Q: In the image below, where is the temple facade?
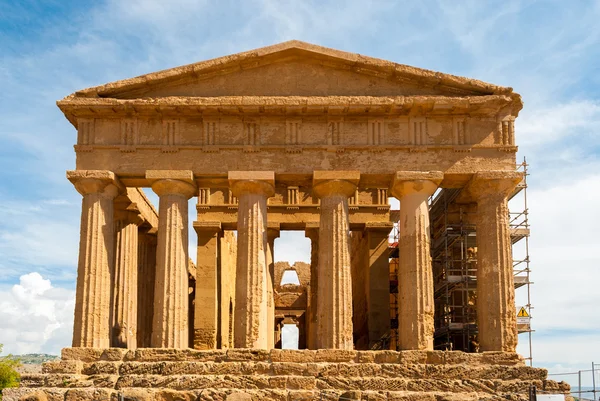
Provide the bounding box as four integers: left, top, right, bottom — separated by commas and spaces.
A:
59, 41, 523, 353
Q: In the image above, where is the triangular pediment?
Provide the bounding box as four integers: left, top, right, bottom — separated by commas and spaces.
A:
69, 41, 514, 100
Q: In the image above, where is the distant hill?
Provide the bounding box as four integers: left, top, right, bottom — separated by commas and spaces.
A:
14, 354, 59, 364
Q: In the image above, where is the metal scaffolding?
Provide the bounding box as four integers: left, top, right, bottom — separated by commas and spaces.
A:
387, 158, 533, 359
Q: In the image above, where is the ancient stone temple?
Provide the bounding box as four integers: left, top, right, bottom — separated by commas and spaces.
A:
6, 41, 569, 401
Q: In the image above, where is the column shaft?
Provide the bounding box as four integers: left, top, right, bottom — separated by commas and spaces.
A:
313, 171, 359, 350
391, 172, 442, 351
366, 225, 393, 348
305, 227, 319, 350
317, 194, 353, 349
148, 171, 197, 349
137, 231, 156, 348
266, 228, 280, 350
194, 224, 221, 349
112, 214, 140, 349
475, 194, 519, 350
68, 170, 120, 348
152, 192, 191, 348
468, 171, 521, 352
235, 192, 269, 348
229, 172, 275, 349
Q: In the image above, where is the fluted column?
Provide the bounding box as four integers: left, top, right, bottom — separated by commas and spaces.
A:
266, 226, 280, 350
468, 171, 522, 352
147, 170, 197, 349
112, 204, 143, 349
304, 224, 319, 350
390, 171, 443, 350
313, 171, 360, 350
137, 229, 157, 348
229, 171, 275, 349
67, 170, 121, 348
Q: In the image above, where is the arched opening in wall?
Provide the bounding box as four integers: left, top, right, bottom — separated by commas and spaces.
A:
281, 324, 299, 349
280, 269, 300, 286
274, 231, 311, 264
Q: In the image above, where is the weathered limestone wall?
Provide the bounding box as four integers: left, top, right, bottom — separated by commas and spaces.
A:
350, 231, 369, 350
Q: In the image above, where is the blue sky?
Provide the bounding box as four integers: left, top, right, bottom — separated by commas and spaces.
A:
1, 0, 599, 388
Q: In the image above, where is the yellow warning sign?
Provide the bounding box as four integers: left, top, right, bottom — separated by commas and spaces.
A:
517, 307, 530, 317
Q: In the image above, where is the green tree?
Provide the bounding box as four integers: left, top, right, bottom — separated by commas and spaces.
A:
0, 344, 21, 400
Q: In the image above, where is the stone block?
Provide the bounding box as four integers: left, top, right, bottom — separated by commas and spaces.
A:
387, 392, 436, 401
61, 348, 103, 362
19, 374, 46, 388
117, 388, 155, 401
480, 352, 524, 366
240, 362, 271, 375
397, 351, 427, 365
361, 391, 387, 401
124, 349, 226, 362
226, 349, 270, 362
336, 363, 382, 377
442, 351, 471, 365
203, 362, 244, 375
271, 362, 307, 376
425, 351, 445, 365
270, 349, 315, 363
101, 348, 128, 361
380, 363, 425, 379
155, 389, 198, 401
64, 388, 116, 401
82, 361, 120, 375
42, 360, 82, 374
285, 376, 316, 390
287, 390, 316, 401
16, 390, 47, 401
314, 349, 356, 363
339, 390, 361, 400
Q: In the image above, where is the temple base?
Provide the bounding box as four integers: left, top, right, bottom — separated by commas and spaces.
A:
4, 349, 569, 401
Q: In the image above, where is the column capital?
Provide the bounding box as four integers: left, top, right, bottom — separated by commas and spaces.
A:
312, 170, 360, 198
193, 221, 222, 235
465, 171, 523, 201
67, 170, 123, 197
228, 171, 275, 197
114, 201, 144, 225
146, 170, 197, 198
390, 171, 443, 199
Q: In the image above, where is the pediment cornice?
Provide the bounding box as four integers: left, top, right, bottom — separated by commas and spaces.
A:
58, 95, 518, 125
63, 41, 519, 101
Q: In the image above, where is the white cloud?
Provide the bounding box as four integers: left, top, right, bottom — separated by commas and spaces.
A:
0, 273, 75, 355
517, 101, 600, 148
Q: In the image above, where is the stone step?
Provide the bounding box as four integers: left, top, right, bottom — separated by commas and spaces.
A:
18, 373, 567, 395
58, 348, 525, 366
1, 387, 540, 401
42, 360, 548, 381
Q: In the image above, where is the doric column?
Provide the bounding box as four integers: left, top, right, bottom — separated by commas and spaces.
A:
137, 228, 157, 348
193, 221, 222, 349
312, 171, 360, 350
147, 170, 197, 349
365, 222, 394, 348
266, 226, 280, 350
304, 224, 319, 350
229, 171, 275, 349
390, 171, 443, 351
112, 203, 143, 349
468, 171, 522, 352
67, 170, 122, 348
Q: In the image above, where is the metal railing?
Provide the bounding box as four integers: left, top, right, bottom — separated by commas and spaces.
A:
548, 363, 599, 400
